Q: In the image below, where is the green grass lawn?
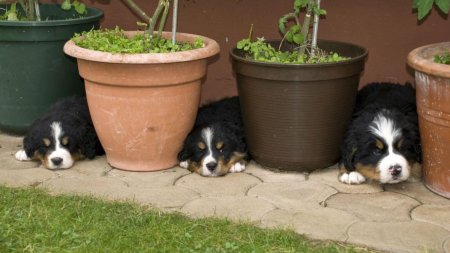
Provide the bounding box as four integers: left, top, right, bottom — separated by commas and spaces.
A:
0, 185, 377, 253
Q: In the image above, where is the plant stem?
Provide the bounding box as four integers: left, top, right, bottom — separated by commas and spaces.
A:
298, 0, 313, 60
121, 0, 151, 22
27, 0, 35, 20
248, 23, 254, 40
311, 0, 321, 56
34, 0, 40, 21
158, 0, 170, 39
149, 0, 165, 41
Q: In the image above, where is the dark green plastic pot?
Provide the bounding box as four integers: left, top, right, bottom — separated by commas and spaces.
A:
230, 40, 368, 172
0, 4, 103, 134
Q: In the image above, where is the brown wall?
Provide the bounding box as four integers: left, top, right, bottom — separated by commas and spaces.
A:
54, 0, 450, 103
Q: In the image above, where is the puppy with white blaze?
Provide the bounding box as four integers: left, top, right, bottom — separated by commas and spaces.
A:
339, 82, 422, 184
15, 97, 104, 170
178, 96, 249, 177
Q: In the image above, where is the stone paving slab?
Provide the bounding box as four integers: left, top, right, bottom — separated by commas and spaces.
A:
347, 221, 450, 253
411, 204, 450, 231
244, 161, 307, 183
108, 167, 190, 188
261, 207, 360, 241
247, 181, 338, 211
130, 186, 200, 209
1, 132, 450, 253
175, 172, 261, 197
39, 174, 132, 201
385, 181, 450, 205
0, 167, 57, 187
326, 192, 420, 222
445, 238, 450, 253
181, 196, 275, 223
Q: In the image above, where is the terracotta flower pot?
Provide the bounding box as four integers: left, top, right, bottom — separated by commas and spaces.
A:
230, 40, 368, 172
407, 42, 450, 199
64, 31, 219, 171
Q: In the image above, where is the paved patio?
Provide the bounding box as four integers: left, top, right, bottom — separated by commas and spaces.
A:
1, 132, 449, 253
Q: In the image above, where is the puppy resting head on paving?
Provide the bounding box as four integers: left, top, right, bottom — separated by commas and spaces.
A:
339, 83, 422, 184
178, 97, 249, 177
15, 97, 104, 170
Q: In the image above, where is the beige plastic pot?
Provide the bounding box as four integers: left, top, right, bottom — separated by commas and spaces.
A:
64, 31, 219, 171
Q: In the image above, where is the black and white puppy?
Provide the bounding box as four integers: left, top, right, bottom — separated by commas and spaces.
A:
15, 97, 104, 169
339, 82, 421, 184
177, 96, 249, 177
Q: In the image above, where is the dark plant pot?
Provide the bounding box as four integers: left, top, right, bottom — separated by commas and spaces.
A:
407, 41, 450, 199
0, 4, 103, 135
230, 40, 368, 172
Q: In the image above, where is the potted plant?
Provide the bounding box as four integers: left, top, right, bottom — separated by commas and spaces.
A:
230, 0, 368, 171
407, 0, 450, 198
63, 0, 220, 171
0, 0, 103, 134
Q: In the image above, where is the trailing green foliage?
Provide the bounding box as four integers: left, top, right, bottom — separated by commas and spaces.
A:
278, 0, 326, 49
237, 0, 348, 64
61, 0, 86, 15
0, 186, 378, 253
433, 51, 450, 64
72, 27, 204, 53
0, 0, 86, 21
413, 1, 449, 64
0, 3, 19, 21
413, 0, 450, 20
237, 37, 348, 64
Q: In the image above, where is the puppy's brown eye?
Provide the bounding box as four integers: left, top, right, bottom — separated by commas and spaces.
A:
215, 141, 224, 150
61, 137, 69, 146
197, 142, 206, 150
395, 139, 404, 149
375, 139, 384, 150
43, 138, 51, 147
373, 139, 385, 155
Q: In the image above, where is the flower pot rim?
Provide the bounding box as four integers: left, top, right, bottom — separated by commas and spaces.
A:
63, 31, 220, 64
0, 3, 103, 27
229, 39, 368, 68
407, 41, 450, 78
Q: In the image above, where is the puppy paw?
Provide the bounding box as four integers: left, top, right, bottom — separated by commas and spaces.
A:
339, 171, 366, 184
229, 161, 246, 173
179, 160, 189, 169
15, 150, 31, 161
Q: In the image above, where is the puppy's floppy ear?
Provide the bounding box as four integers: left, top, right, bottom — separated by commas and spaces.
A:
340, 134, 357, 171
23, 121, 45, 158
23, 134, 39, 158
226, 122, 247, 153
177, 134, 193, 162
177, 148, 189, 162
80, 125, 100, 159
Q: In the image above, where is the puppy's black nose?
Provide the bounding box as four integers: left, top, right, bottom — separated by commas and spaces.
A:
206, 162, 217, 172
51, 157, 63, 166
390, 164, 402, 177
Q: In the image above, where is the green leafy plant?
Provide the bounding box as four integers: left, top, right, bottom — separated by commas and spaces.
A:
72, 0, 203, 53
237, 0, 348, 64
433, 51, 450, 64
0, 0, 86, 21
72, 26, 204, 53
413, 0, 450, 20
413, 0, 450, 64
